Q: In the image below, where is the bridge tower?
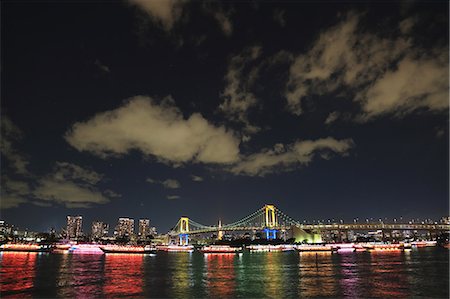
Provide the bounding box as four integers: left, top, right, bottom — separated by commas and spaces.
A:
264, 205, 277, 227
178, 217, 189, 245
218, 219, 223, 240
264, 204, 278, 240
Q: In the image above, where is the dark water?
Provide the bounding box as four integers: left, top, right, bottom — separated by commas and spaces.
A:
1, 248, 448, 298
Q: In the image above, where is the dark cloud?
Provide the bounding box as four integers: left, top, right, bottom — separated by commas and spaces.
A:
284, 12, 448, 121
0, 116, 30, 176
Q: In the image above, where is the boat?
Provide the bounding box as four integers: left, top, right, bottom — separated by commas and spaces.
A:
280, 244, 296, 252
156, 245, 194, 252
331, 243, 356, 253
409, 241, 437, 248
363, 243, 404, 252
0, 243, 52, 252
400, 242, 412, 249
353, 244, 367, 252
68, 244, 103, 254
200, 245, 242, 253
100, 245, 156, 254
247, 245, 284, 252
424, 241, 437, 247
296, 244, 333, 252
55, 244, 71, 250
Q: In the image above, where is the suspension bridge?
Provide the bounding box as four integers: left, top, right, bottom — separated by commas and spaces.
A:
170, 204, 450, 245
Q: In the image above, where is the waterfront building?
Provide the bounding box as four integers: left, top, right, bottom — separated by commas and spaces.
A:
150, 226, 157, 235
0, 220, 10, 236
138, 219, 150, 238
115, 217, 134, 237
91, 221, 109, 239
67, 216, 83, 240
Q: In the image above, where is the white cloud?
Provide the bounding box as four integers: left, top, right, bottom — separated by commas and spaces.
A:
273, 9, 286, 27
0, 116, 30, 175
30, 162, 118, 209
1, 194, 27, 209
53, 162, 103, 184
95, 59, 110, 73
128, 0, 185, 30
357, 54, 448, 120
399, 16, 416, 35
147, 178, 181, 189
219, 46, 262, 133
325, 111, 340, 125
104, 189, 122, 198
201, 2, 234, 36
0, 176, 30, 209
212, 10, 233, 36
65, 96, 240, 165
230, 137, 353, 176
33, 178, 109, 208
284, 12, 448, 120
191, 175, 203, 182
163, 179, 180, 189
2, 177, 29, 195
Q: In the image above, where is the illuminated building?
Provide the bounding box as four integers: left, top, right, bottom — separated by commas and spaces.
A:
67, 215, 83, 240
150, 226, 157, 235
115, 217, 134, 237
138, 219, 150, 238
91, 221, 109, 239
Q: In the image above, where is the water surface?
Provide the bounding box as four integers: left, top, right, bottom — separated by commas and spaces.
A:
1, 248, 448, 298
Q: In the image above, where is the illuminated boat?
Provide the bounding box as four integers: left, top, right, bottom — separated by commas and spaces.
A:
363, 243, 404, 252
424, 241, 437, 247
100, 245, 156, 254
0, 243, 52, 252
410, 241, 437, 248
411, 241, 427, 248
335, 243, 355, 253
353, 244, 367, 252
200, 245, 242, 253
296, 244, 333, 252
55, 244, 71, 250
52, 243, 72, 253
247, 245, 288, 252
156, 245, 194, 252
68, 244, 103, 254
280, 244, 296, 251
400, 242, 412, 249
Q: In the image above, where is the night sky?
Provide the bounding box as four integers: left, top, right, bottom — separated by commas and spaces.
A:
1, 1, 448, 233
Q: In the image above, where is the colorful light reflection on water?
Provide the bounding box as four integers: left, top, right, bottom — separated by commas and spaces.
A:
0, 252, 37, 298
0, 248, 448, 298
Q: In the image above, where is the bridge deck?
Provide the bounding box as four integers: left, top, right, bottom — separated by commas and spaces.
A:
173, 223, 450, 235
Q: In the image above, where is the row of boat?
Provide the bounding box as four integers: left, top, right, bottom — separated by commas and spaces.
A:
0, 241, 439, 254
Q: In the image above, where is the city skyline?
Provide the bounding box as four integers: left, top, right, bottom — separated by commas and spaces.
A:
1, 1, 448, 233
2, 207, 448, 237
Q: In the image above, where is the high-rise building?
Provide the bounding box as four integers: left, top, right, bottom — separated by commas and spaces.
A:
115, 217, 134, 237
138, 219, 150, 238
67, 216, 83, 239
91, 221, 109, 239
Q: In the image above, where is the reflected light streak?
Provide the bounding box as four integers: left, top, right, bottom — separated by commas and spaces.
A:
0, 252, 37, 296
339, 253, 360, 298
206, 253, 236, 298
298, 251, 337, 297
170, 253, 193, 298
56, 254, 104, 297
366, 251, 410, 297
103, 254, 144, 298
